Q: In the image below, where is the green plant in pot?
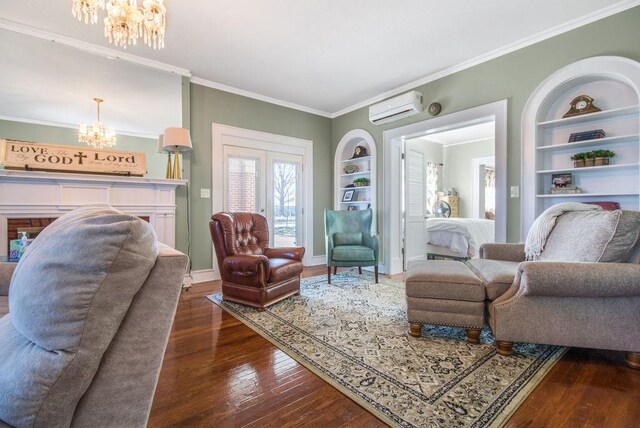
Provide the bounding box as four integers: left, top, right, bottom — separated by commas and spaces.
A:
571, 152, 586, 168
592, 149, 615, 166
353, 177, 370, 187
584, 151, 596, 167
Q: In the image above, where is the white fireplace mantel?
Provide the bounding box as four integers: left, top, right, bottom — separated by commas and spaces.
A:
0, 169, 187, 255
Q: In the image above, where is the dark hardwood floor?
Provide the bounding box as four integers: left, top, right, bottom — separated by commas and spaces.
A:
148, 266, 640, 427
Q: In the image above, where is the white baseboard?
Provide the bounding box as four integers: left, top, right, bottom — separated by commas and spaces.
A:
306, 255, 326, 266
187, 269, 219, 285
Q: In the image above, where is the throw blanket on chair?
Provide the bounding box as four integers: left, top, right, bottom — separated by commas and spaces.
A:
525, 202, 601, 260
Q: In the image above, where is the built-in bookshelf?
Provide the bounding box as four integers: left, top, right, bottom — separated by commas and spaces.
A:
334, 129, 377, 230
521, 57, 640, 239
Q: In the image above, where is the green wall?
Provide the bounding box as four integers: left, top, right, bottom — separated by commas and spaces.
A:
331, 6, 640, 243
188, 84, 332, 271
443, 139, 494, 218
0, 119, 164, 176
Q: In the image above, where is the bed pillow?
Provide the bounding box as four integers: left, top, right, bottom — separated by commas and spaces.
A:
538, 210, 640, 262
0, 205, 158, 427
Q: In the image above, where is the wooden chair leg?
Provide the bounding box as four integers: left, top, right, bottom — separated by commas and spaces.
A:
496, 341, 514, 356
374, 265, 378, 283
358, 266, 362, 274
408, 322, 422, 337
333, 266, 337, 274
466, 328, 481, 344
327, 266, 331, 284
625, 352, 640, 370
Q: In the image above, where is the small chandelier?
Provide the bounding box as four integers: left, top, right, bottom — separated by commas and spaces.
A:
79, 98, 117, 149
71, 0, 167, 50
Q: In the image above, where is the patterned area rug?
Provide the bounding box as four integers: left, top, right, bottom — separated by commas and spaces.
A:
207, 271, 565, 427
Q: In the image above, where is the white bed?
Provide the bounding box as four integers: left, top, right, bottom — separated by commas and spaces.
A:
426, 218, 495, 259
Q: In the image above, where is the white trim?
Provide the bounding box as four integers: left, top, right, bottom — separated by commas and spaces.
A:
471, 156, 496, 220
189, 269, 217, 284
308, 255, 326, 266
0, 115, 160, 140
190, 77, 332, 118
212, 124, 315, 272
382, 100, 508, 275
0, 18, 191, 77
332, 1, 640, 118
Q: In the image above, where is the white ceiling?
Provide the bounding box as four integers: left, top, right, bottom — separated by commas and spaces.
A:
412, 121, 495, 146
0, 0, 636, 117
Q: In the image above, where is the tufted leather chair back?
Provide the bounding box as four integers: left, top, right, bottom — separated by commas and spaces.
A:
210, 211, 269, 262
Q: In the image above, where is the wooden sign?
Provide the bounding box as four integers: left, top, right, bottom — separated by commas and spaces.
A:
0, 139, 147, 176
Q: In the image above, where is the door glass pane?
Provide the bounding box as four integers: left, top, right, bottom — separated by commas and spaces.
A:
227, 156, 258, 212
272, 160, 298, 247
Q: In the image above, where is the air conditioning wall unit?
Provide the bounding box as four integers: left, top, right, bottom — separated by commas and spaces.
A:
369, 91, 424, 125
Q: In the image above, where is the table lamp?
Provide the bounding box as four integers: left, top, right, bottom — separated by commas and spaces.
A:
157, 134, 173, 179
162, 128, 192, 179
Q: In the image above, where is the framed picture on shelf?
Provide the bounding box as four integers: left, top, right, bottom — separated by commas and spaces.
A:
342, 189, 355, 202
551, 173, 572, 188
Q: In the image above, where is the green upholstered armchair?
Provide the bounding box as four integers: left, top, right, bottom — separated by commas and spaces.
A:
325, 209, 379, 284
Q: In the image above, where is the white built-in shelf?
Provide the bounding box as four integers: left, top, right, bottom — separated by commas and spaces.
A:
537, 133, 639, 151
537, 105, 639, 128
341, 155, 371, 163
537, 192, 639, 198
340, 171, 371, 177
536, 163, 640, 174
340, 186, 371, 190
340, 200, 371, 204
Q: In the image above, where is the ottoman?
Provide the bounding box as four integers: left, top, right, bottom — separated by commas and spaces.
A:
406, 260, 485, 343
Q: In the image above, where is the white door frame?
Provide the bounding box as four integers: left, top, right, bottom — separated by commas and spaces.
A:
382, 100, 508, 275
472, 155, 495, 219
212, 124, 314, 273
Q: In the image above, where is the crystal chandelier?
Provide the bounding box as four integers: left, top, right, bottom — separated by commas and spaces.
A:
79, 98, 117, 149
71, 0, 167, 50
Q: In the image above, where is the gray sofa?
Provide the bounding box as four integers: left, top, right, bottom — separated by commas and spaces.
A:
469, 209, 640, 369
0, 206, 189, 427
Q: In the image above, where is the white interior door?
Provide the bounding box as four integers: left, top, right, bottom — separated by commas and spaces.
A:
223, 146, 303, 248
404, 146, 428, 268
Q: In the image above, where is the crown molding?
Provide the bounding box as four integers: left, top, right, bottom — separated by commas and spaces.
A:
0, 18, 191, 77
0, 115, 159, 140
190, 77, 333, 118
331, 0, 640, 118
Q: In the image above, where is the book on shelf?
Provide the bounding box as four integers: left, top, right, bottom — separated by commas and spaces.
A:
568, 129, 605, 142
550, 186, 582, 194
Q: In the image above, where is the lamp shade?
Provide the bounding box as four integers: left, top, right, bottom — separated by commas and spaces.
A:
162, 128, 192, 152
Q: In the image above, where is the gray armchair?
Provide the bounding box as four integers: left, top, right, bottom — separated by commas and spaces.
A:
325, 209, 379, 284
480, 209, 640, 370
0, 205, 189, 427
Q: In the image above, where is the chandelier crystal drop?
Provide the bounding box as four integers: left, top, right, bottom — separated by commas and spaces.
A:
78, 98, 117, 149
72, 0, 105, 24
71, 0, 166, 49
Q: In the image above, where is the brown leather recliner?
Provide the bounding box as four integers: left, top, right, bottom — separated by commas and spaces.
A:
209, 212, 305, 309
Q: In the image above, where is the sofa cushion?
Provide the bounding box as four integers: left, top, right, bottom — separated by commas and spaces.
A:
334, 232, 363, 246
539, 210, 640, 263
268, 258, 303, 283
0, 205, 158, 427
466, 259, 518, 301
405, 260, 485, 302
332, 245, 375, 262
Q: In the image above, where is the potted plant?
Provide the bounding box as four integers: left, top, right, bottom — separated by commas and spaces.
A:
353, 177, 370, 187
592, 149, 615, 166
571, 152, 586, 168
584, 151, 596, 167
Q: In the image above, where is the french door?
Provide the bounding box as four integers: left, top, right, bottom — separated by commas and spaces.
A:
223, 146, 303, 247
